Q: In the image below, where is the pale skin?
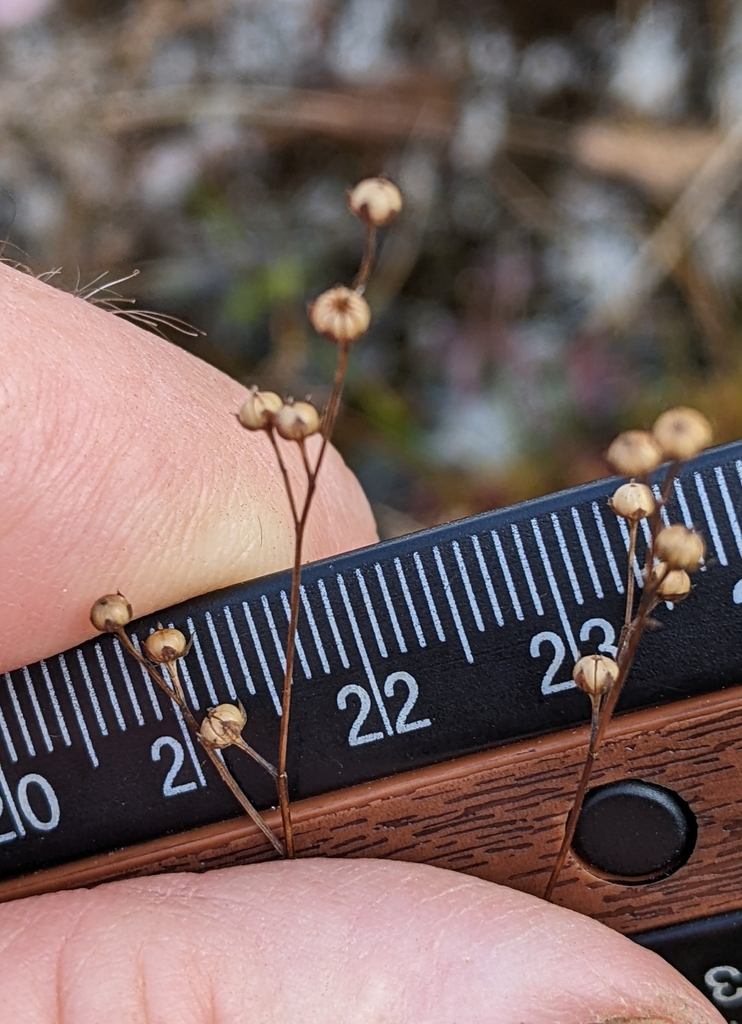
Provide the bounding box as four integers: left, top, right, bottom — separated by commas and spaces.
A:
0, 264, 723, 1023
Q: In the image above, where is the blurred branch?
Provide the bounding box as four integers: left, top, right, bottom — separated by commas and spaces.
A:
490, 157, 560, 238
97, 85, 456, 142
583, 115, 742, 334
115, 0, 235, 81
506, 114, 572, 160
572, 120, 720, 200
670, 254, 735, 368
369, 101, 442, 309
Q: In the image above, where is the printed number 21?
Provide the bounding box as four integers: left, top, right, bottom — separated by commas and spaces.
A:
151, 737, 198, 797
337, 671, 431, 747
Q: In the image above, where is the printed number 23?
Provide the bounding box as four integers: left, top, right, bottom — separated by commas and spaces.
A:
531, 618, 618, 695
337, 671, 431, 747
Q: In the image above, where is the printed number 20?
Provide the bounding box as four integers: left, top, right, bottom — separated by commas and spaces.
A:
531, 618, 617, 695
337, 671, 431, 747
0, 772, 60, 843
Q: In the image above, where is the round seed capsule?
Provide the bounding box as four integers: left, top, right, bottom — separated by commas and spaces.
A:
605, 431, 663, 477
609, 481, 656, 521
144, 628, 188, 663
652, 407, 712, 461
347, 177, 403, 227
655, 565, 692, 602
274, 400, 321, 441
238, 390, 283, 430
309, 286, 371, 345
654, 525, 705, 572
200, 702, 247, 749
90, 593, 132, 632
572, 654, 620, 697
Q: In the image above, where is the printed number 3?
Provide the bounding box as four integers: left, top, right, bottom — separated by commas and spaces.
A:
337, 671, 431, 747
705, 965, 742, 1009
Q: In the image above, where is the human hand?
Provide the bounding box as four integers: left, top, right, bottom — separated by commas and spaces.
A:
0, 265, 722, 1023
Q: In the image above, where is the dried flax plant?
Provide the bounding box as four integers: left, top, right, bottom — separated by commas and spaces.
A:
544, 406, 713, 900
89, 177, 403, 859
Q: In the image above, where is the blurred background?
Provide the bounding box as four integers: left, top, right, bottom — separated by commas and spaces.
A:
2, 0, 742, 535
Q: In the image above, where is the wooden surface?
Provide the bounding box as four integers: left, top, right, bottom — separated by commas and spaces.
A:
2, 685, 741, 935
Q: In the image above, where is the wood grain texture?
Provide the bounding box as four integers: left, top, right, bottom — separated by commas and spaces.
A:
2, 685, 741, 935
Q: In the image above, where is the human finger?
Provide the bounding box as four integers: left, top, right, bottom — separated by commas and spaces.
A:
0, 859, 722, 1024
0, 263, 376, 672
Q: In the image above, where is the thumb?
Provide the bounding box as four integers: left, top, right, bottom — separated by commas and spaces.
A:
0, 859, 723, 1024
0, 263, 376, 673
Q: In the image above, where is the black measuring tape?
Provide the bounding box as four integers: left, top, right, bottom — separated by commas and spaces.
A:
4, 440, 742, 1015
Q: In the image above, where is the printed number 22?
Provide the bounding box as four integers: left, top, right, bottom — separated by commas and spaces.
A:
337, 671, 431, 747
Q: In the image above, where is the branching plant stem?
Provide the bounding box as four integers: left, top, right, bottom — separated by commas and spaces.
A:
542, 603, 650, 900
114, 626, 285, 856
543, 467, 676, 901
275, 224, 376, 857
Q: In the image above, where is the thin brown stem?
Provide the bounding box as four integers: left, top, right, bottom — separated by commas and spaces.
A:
233, 737, 278, 778
624, 520, 638, 629
276, 511, 305, 858
352, 225, 377, 293
299, 437, 313, 480
200, 744, 285, 856
274, 218, 377, 856
588, 693, 602, 749
319, 341, 350, 441
657, 461, 680, 533
543, 564, 666, 899
275, 342, 353, 857
267, 426, 299, 526
165, 660, 187, 709
544, 695, 601, 902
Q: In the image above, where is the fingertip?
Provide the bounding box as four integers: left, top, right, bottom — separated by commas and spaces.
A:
0, 861, 721, 1024
0, 264, 376, 671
